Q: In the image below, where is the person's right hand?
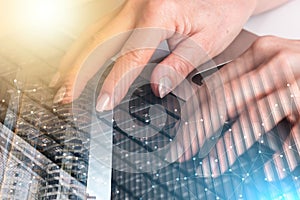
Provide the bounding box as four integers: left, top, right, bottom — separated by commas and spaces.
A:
177, 36, 300, 180
50, 0, 260, 111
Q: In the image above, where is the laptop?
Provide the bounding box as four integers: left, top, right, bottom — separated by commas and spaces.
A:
0, 26, 299, 200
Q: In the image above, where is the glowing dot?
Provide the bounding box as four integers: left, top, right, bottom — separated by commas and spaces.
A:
246, 173, 249, 176
174, 109, 178, 112
244, 136, 247, 139
185, 122, 188, 125
295, 177, 298, 180
33, 88, 37, 92
30, 111, 34, 114
280, 154, 283, 158
183, 177, 187, 180
229, 129, 232, 132
242, 178, 245, 181
14, 79, 17, 83
287, 83, 290, 87
192, 157, 196, 161
291, 94, 294, 98
17, 90, 21, 94
230, 145, 233, 149
261, 123, 264, 126
260, 140, 264, 144
43, 126, 47, 129
258, 150, 262, 154
215, 159, 218, 163
229, 168, 232, 172
283, 168, 286, 172
53, 108, 56, 112
289, 146, 292, 149
204, 188, 208, 192
199, 162, 202, 165
60, 126, 64, 129
275, 104, 278, 107
176, 178, 180, 181
200, 118, 204, 122
1, 99, 5, 103
156, 173, 159, 177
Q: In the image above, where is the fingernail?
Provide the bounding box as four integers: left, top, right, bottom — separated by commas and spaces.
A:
53, 86, 66, 104
96, 93, 110, 112
49, 72, 60, 87
158, 76, 172, 98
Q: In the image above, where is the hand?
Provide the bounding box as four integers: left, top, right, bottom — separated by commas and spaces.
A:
50, 0, 259, 110
178, 36, 300, 179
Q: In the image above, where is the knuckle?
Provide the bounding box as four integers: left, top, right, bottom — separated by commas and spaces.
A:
251, 35, 278, 52
140, 0, 177, 25
275, 49, 293, 68
200, 38, 213, 55
120, 49, 148, 67
171, 56, 194, 76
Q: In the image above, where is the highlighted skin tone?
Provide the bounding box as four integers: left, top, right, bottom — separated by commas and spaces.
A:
51, 0, 296, 176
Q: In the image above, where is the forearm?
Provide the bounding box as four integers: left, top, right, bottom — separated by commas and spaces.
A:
253, 0, 290, 15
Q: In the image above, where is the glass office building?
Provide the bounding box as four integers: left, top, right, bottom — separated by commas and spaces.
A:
1, 1, 300, 200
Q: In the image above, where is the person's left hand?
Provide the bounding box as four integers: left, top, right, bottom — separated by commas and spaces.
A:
177, 36, 300, 177
50, 0, 258, 110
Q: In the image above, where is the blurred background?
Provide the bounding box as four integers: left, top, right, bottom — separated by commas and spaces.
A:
0, 0, 123, 43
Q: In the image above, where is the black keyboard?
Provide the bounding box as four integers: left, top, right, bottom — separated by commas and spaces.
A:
0, 28, 300, 200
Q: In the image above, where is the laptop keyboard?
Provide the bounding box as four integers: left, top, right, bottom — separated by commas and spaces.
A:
0, 30, 300, 200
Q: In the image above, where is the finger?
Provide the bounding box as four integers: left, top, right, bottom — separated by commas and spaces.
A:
221, 49, 300, 119
176, 79, 227, 162
177, 72, 300, 164
264, 122, 300, 181
211, 81, 300, 176
219, 36, 300, 85
199, 134, 233, 178
53, 8, 136, 104
49, 5, 124, 87
151, 34, 213, 98
96, 28, 174, 111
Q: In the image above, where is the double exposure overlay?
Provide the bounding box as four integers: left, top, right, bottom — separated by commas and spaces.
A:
1, 1, 300, 200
